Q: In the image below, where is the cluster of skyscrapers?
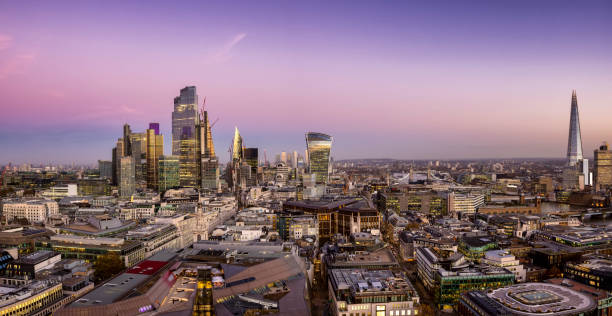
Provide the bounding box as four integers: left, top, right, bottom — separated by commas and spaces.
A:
102, 86, 335, 197
103, 87, 220, 197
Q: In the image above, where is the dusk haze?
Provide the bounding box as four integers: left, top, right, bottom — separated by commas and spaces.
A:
1, 2, 612, 316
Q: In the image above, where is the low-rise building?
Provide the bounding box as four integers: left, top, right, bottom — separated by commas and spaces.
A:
35, 235, 144, 267
436, 265, 514, 309
153, 214, 196, 249
328, 269, 420, 316
4, 250, 61, 280
2, 199, 59, 224
481, 250, 525, 282
458, 282, 598, 316
119, 204, 155, 221
564, 256, 612, 291
125, 224, 180, 258
0, 280, 68, 316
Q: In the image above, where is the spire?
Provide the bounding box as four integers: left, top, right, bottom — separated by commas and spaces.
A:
567, 90, 583, 166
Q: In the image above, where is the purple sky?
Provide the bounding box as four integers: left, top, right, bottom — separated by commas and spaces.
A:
0, 0, 611, 164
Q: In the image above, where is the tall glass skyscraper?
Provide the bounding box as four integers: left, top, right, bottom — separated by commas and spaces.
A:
567, 90, 583, 167
244, 148, 259, 186
146, 125, 163, 189
231, 127, 244, 161
305, 132, 333, 185
119, 156, 135, 197
179, 126, 198, 187
172, 86, 198, 155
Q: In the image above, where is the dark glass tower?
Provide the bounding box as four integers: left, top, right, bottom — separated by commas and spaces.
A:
172, 86, 198, 155
567, 90, 583, 166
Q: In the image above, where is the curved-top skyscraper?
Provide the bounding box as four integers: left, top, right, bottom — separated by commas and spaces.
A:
567, 90, 583, 166
305, 132, 333, 185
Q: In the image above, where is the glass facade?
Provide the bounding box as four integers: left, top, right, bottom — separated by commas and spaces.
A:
179, 126, 198, 187
158, 155, 180, 192
437, 273, 514, 307
567, 90, 583, 166
146, 128, 163, 189
172, 86, 198, 155
305, 132, 333, 185
119, 156, 135, 197
231, 127, 243, 161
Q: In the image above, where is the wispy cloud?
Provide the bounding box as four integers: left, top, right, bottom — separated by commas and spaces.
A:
206, 33, 247, 64
0, 53, 36, 79
0, 34, 12, 50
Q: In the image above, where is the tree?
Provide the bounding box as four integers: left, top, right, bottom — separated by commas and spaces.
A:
93, 252, 125, 283
421, 304, 436, 316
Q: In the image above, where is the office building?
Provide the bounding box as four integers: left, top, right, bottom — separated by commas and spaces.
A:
482, 250, 525, 282
179, 126, 199, 187
42, 184, 78, 199
0, 280, 65, 316
564, 257, 612, 291
437, 265, 514, 308
231, 127, 243, 161
2, 199, 59, 224
172, 86, 198, 155
305, 132, 333, 185
128, 131, 147, 182
125, 224, 180, 258
457, 282, 597, 316
244, 148, 258, 186
4, 250, 61, 279
158, 155, 179, 192
119, 156, 135, 197
112, 138, 125, 185
447, 192, 485, 216
98, 160, 112, 179
329, 269, 420, 316
145, 124, 163, 189
594, 142, 612, 191
567, 90, 583, 166
35, 234, 145, 267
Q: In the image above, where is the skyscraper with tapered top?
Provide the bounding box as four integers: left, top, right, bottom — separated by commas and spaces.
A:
567, 90, 583, 167
563, 90, 590, 189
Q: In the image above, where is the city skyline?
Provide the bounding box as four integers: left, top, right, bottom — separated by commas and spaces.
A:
1, 1, 611, 164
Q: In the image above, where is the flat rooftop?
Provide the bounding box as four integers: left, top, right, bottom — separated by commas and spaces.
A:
487, 282, 597, 315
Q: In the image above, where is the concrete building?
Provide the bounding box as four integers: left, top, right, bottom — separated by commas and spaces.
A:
458, 282, 597, 316
154, 214, 196, 249
0, 280, 67, 316
42, 184, 78, 199
2, 199, 59, 224
4, 250, 61, 279
482, 250, 525, 282
119, 204, 155, 221
329, 269, 420, 316
126, 224, 180, 258
448, 192, 485, 216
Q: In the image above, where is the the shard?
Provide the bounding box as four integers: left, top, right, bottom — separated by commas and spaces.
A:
567, 90, 583, 166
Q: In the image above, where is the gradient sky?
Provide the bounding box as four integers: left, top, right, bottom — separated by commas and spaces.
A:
0, 0, 611, 164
